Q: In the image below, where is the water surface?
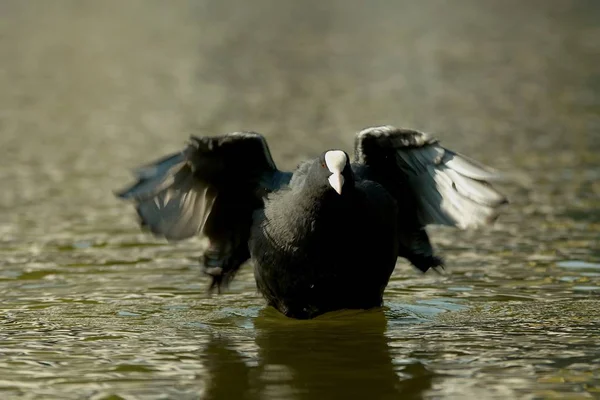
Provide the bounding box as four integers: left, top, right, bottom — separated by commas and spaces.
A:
0, 1, 598, 399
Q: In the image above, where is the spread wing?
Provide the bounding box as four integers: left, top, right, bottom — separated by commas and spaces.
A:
354, 125, 508, 230
116, 132, 291, 289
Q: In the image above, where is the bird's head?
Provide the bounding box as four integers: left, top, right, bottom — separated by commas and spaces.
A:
313, 150, 353, 195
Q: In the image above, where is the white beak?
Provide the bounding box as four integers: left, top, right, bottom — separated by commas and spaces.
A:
328, 172, 344, 195
325, 150, 347, 195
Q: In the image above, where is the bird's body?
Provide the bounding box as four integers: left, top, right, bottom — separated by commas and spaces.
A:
117, 126, 507, 319
251, 171, 398, 319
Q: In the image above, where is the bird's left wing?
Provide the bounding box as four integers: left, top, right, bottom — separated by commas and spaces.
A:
354, 125, 507, 229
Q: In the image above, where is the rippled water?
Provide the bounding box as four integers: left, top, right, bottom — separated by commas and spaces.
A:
1, 1, 599, 399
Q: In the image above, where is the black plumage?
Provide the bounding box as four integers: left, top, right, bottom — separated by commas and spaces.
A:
116, 126, 507, 319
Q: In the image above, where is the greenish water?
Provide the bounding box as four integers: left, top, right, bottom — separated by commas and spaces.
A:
0, 1, 599, 399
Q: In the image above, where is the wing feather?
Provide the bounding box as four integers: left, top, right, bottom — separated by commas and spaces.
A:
116, 132, 288, 241
354, 125, 507, 229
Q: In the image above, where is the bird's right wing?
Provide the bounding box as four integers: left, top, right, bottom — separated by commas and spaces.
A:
116, 132, 290, 289
116, 132, 286, 240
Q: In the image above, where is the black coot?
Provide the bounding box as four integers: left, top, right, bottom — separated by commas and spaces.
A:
117, 126, 507, 319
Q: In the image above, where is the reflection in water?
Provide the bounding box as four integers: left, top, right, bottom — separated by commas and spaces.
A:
203, 337, 254, 399
203, 310, 434, 400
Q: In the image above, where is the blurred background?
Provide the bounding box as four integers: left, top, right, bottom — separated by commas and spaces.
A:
0, 1, 598, 399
